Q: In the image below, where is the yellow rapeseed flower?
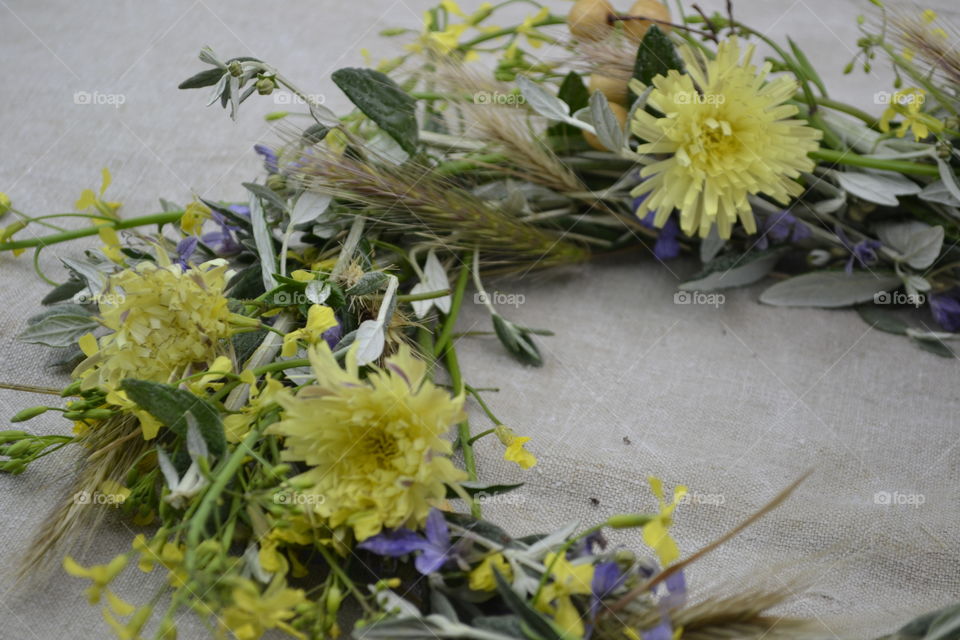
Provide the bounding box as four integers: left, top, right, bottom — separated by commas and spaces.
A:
879, 88, 945, 141
495, 425, 537, 469
469, 552, 512, 591
63, 554, 128, 604
281, 304, 338, 357
267, 343, 467, 541
631, 37, 822, 239
535, 552, 595, 637
73, 257, 235, 395
642, 476, 687, 567
180, 199, 211, 235
220, 578, 306, 640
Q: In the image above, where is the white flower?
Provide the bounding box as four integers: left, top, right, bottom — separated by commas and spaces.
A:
157, 414, 210, 509
409, 250, 452, 320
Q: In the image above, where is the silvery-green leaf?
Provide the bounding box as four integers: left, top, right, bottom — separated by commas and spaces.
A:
811, 197, 846, 215
627, 84, 653, 121
759, 271, 900, 308
354, 320, 385, 365
61, 257, 109, 296
290, 191, 332, 226
589, 90, 625, 152
305, 280, 331, 304
936, 158, 960, 205
367, 130, 410, 165
926, 603, 960, 640
248, 193, 278, 292
821, 111, 884, 154
877, 221, 944, 269
699, 224, 725, 263
681, 250, 783, 292
17, 311, 98, 348
835, 170, 921, 206
283, 365, 315, 386
517, 76, 570, 122
919, 180, 960, 207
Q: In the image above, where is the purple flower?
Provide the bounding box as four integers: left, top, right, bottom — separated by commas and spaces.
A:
201, 210, 242, 256
227, 204, 251, 218
641, 623, 674, 640
175, 236, 198, 269
756, 211, 810, 250
357, 509, 456, 575
661, 570, 687, 610
571, 530, 607, 559
929, 289, 960, 332
836, 227, 881, 274
254, 144, 279, 174
322, 323, 343, 350
584, 561, 626, 639
638, 209, 681, 261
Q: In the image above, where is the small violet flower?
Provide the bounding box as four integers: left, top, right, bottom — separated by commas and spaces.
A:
929, 289, 960, 332
175, 236, 199, 269
201, 210, 242, 256
756, 210, 810, 250
357, 509, 460, 575
836, 227, 881, 274
636, 200, 681, 261
254, 144, 279, 174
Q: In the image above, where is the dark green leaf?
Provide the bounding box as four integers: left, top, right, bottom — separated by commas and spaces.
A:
42, 279, 86, 306
473, 615, 525, 637
242, 182, 288, 214
493, 570, 566, 640
178, 67, 226, 90
233, 329, 268, 364
493, 314, 543, 367
18, 306, 98, 348
119, 380, 226, 456
332, 67, 418, 155
855, 305, 909, 335
557, 71, 590, 112
302, 123, 330, 145
444, 512, 515, 547
633, 25, 684, 85
912, 336, 954, 358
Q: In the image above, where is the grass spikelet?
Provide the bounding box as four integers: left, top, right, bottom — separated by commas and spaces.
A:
888, 6, 960, 90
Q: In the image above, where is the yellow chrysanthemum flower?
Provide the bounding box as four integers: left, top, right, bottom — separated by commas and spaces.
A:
268, 343, 467, 541
73, 257, 235, 395
631, 37, 822, 239
879, 88, 945, 141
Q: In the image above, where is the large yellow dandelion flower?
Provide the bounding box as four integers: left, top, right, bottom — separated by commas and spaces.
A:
74, 256, 235, 393
268, 343, 467, 541
631, 37, 822, 239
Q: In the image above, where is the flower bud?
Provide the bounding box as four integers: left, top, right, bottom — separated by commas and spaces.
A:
11, 406, 48, 423
227, 60, 243, 77
605, 513, 653, 529
256, 76, 276, 95
0, 430, 27, 443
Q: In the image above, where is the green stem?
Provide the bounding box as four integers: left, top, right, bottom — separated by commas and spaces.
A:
0, 210, 183, 251
315, 544, 374, 615
810, 149, 940, 176
464, 384, 502, 426
433, 263, 471, 358
434, 153, 508, 177
814, 96, 879, 128
397, 288, 451, 302
458, 15, 566, 50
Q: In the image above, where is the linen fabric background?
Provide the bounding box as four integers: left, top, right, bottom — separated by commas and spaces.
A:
1, 1, 957, 638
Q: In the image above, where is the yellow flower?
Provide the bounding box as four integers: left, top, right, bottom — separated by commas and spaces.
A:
103, 605, 152, 640
73, 257, 235, 395
63, 554, 128, 604
281, 304, 338, 357
516, 7, 550, 48
631, 37, 822, 239
220, 578, 306, 640
180, 199, 211, 235
267, 343, 467, 541
76, 168, 121, 218
469, 552, 512, 591
0, 192, 11, 215
879, 88, 945, 141
642, 476, 687, 567
535, 552, 595, 637
0, 220, 28, 256
99, 479, 131, 506
98, 226, 125, 264
495, 425, 537, 469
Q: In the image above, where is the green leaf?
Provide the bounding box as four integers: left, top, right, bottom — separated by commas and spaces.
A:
18, 306, 97, 348
331, 67, 418, 155
680, 249, 784, 292
759, 271, 900, 308
346, 271, 389, 296
492, 314, 543, 367
42, 279, 87, 306
557, 72, 590, 112
787, 38, 828, 96
924, 603, 960, 640
855, 305, 908, 335
633, 25, 683, 85
119, 380, 226, 456
178, 67, 226, 90
246, 191, 279, 293
493, 570, 567, 640
912, 336, 955, 358
242, 182, 288, 214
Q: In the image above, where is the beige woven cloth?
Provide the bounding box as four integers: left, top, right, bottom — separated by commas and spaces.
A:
1, 0, 957, 638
